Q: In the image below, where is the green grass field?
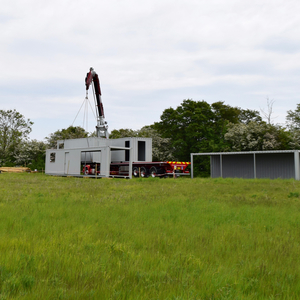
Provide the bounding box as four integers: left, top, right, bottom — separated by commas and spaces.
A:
0, 173, 300, 299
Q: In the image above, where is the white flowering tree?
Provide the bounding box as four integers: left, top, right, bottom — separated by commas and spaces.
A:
224, 121, 289, 151
15, 139, 46, 170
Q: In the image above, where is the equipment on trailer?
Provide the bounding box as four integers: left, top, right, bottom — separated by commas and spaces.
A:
45, 68, 191, 178
85, 67, 109, 139
83, 161, 190, 178
118, 161, 191, 178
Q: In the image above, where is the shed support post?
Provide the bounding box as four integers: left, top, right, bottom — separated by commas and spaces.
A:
253, 153, 256, 179
294, 151, 299, 180
220, 154, 223, 178
210, 155, 212, 178
191, 154, 194, 179
129, 147, 132, 179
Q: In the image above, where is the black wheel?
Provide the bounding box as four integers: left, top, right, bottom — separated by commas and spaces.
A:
133, 167, 139, 177
150, 166, 157, 178
140, 167, 148, 178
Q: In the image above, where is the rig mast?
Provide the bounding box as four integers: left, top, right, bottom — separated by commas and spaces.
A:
85, 67, 109, 138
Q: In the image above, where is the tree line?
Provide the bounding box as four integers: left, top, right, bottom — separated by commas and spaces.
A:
1, 100, 300, 174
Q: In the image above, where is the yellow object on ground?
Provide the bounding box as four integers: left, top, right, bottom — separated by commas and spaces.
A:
0, 167, 31, 173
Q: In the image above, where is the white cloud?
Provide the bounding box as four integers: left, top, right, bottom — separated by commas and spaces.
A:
1, 0, 300, 140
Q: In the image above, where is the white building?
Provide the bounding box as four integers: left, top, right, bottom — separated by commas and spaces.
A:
45, 137, 152, 178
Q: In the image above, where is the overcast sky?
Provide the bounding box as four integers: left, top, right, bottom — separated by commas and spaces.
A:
1, 0, 300, 140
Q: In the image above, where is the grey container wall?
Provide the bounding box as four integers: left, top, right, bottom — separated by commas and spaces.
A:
108, 138, 152, 162
45, 136, 152, 177
56, 137, 152, 163
192, 151, 300, 180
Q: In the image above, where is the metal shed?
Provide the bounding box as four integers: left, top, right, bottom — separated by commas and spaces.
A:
190, 150, 300, 180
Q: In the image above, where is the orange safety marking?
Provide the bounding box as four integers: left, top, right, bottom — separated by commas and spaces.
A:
167, 161, 191, 165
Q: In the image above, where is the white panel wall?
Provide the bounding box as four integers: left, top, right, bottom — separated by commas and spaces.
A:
45, 150, 65, 174
66, 151, 81, 174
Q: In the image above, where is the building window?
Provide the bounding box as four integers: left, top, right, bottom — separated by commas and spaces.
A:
50, 153, 56, 163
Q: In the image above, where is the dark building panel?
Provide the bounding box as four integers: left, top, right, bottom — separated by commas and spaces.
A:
211, 156, 221, 178
256, 153, 294, 179
222, 154, 254, 179
125, 141, 130, 161
138, 141, 146, 161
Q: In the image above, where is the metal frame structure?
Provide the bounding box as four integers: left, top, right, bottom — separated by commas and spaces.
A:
191, 150, 300, 180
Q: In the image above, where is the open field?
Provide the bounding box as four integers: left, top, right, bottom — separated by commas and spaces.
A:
0, 174, 300, 299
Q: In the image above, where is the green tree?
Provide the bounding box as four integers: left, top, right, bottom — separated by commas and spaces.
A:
286, 104, 300, 129
46, 126, 88, 149
284, 104, 300, 149
210, 101, 241, 151
0, 109, 33, 166
155, 99, 243, 160
238, 108, 262, 124
155, 100, 214, 161
109, 128, 138, 139
155, 100, 236, 176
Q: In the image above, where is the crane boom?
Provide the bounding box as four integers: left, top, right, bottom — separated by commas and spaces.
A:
85, 67, 108, 138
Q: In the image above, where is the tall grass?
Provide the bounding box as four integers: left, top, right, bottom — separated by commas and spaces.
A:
0, 174, 300, 299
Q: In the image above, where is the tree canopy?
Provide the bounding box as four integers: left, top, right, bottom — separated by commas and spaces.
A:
0, 109, 33, 166
46, 126, 89, 149
286, 104, 300, 129
154, 100, 247, 161
109, 128, 139, 139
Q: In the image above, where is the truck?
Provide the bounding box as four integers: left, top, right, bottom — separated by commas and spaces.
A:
83, 67, 191, 178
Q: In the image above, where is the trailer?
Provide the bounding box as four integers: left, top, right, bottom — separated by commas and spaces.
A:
83, 161, 191, 178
